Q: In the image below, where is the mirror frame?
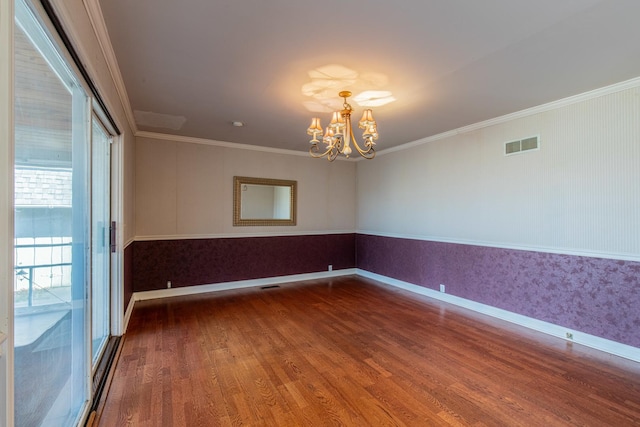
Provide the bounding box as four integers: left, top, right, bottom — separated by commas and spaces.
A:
233, 176, 297, 226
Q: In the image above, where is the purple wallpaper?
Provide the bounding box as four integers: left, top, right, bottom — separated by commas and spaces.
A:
132, 233, 355, 292
356, 234, 640, 348
126, 232, 639, 348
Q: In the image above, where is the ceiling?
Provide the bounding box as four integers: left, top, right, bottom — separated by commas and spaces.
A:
98, 0, 640, 154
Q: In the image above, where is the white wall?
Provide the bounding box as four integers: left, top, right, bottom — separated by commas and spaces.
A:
357, 83, 640, 260
136, 135, 357, 238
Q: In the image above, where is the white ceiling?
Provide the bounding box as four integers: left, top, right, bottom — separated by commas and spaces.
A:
98, 0, 640, 153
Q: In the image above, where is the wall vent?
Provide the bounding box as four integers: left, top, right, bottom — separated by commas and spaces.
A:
505, 135, 539, 156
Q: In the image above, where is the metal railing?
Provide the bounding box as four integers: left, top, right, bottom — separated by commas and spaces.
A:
14, 241, 72, 307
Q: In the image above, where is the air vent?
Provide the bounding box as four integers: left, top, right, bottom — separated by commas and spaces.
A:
505, 135, 539, 156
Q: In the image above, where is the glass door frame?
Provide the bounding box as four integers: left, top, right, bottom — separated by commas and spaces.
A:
90, 114, 114, 371
1, 0, 16, 425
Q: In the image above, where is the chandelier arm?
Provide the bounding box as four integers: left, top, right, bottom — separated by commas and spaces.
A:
349, 127, 376, 159
309, 143, 334, 159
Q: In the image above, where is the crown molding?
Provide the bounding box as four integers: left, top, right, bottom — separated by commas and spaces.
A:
377, 75, 640, 157
136, 130, 308, 156
82, 0, 138, 135
135, 130, 358, 160
137, 74, 640, 160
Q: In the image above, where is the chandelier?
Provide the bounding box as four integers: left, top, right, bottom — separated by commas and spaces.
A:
306, 91, 378, 161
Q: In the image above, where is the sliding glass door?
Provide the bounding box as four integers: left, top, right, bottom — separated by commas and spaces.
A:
14, 6, 89, 424
91, 118, 111, 366
13, 1, 115, 425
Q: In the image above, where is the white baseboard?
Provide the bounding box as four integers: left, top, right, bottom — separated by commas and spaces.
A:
356, 269, 640, 364
122, 294, 135, 334
133, 269, 357, 301
127, 267, 639, 363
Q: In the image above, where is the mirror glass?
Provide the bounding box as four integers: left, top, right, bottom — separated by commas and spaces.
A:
233, 176, 297, 226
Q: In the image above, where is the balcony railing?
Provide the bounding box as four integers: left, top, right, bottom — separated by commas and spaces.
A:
14, 241, 72, 308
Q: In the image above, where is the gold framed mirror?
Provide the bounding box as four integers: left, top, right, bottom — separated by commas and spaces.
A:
233, 176, 297, 226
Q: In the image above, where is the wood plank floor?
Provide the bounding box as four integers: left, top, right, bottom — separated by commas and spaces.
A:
96, 276, 640, 426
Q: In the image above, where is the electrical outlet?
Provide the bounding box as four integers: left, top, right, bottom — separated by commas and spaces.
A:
439, 284, 445, 293
566, 332, 573, 340
167, 281, 172, 289
328, 264, 333, 271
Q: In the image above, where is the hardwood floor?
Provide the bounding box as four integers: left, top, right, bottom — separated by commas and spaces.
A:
96, 276, 640, 426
